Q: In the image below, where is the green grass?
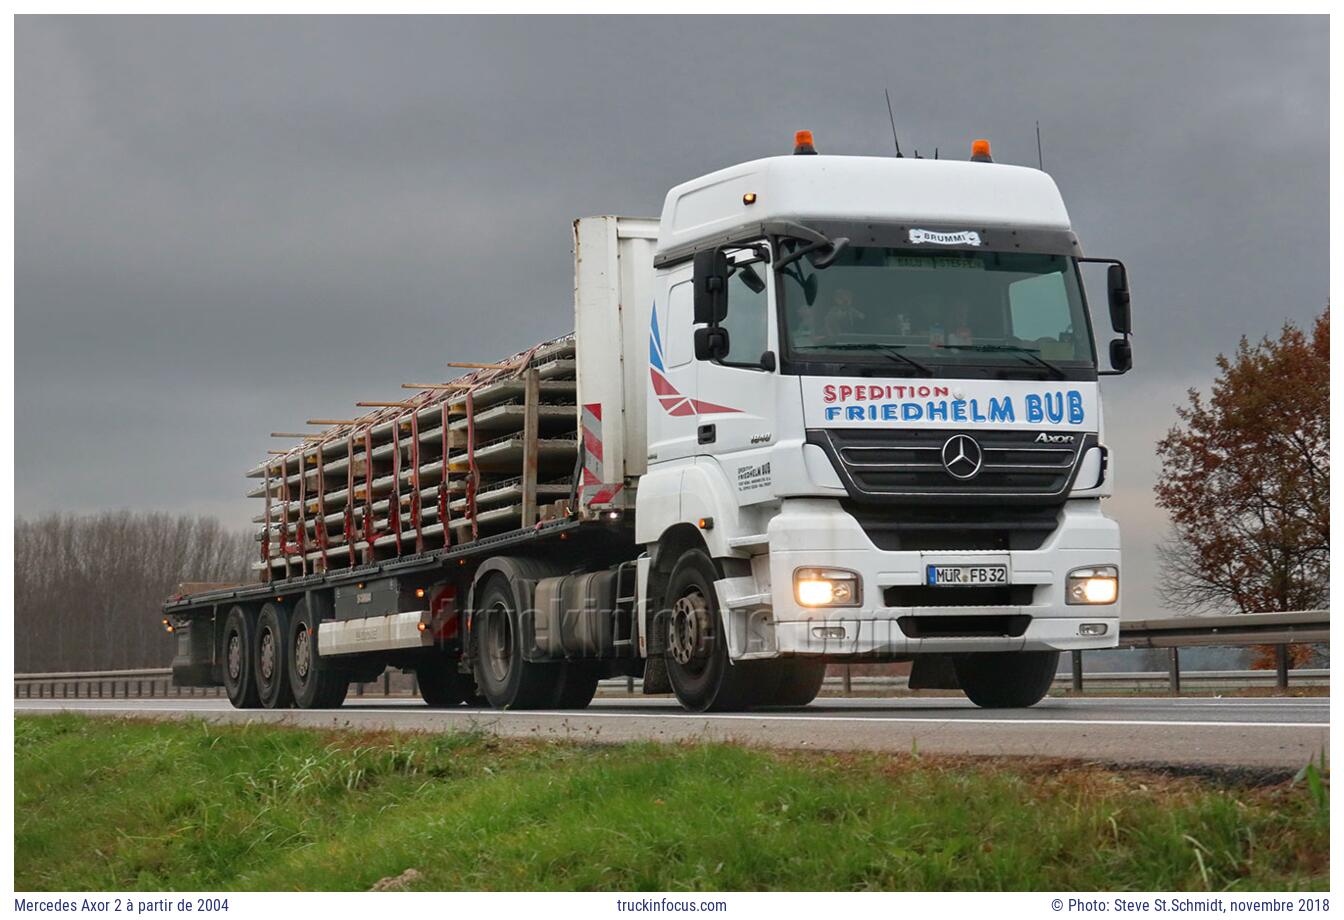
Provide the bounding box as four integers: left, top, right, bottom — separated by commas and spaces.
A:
15, 714, 1327, 891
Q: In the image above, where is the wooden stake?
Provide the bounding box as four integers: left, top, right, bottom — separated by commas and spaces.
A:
356, 401, 415, 408
271, 432, 326, 439
403, 382, 472, 390
446, 361, 519, 370
306, 419, 359, 426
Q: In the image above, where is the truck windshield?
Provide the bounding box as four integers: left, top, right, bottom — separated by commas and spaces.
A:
777, 246, 1096, 377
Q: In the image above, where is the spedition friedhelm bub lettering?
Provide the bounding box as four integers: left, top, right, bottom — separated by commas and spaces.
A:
821, 384, 1086, 425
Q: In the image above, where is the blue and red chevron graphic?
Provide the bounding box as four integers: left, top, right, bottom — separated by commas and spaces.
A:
649, 304, 740, 416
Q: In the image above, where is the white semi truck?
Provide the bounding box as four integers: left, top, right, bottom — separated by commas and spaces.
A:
165, 131, 1133, 712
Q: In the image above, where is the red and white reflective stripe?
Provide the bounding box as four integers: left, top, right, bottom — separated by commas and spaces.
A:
580, 402, 623, 506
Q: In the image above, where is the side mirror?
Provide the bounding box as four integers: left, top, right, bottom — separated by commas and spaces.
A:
693, 249, 729, 325
759, 350, 777, 372
1109, 338, 1133, 374
694, 326, 730, 361
1107, 263, 1131, 335
736, 263, 766, 295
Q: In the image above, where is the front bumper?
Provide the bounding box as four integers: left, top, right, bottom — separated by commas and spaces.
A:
718, 498, 1121, 659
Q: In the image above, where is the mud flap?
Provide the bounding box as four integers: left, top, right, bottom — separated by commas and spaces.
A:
642, 655, 671, 694
909, 654, 961, 690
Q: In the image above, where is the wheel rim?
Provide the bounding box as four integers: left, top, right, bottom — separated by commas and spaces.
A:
668, 589, 712, 675
259, 627, 276, 683
483, 602, 513, 684
227, 632, 242, 682
294, 626, 311, 682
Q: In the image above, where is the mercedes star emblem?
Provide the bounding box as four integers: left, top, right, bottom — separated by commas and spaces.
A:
941, 434, 983, 480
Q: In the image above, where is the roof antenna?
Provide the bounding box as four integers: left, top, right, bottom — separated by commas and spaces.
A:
1035, 120, 1044, 171
884, 89, 904, 158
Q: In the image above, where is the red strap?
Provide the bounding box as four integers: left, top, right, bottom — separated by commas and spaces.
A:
390, 419, 403, 556
315, 444, 329, 572
439, 402, 451, 547
410, 411, 424, 554
296, 451, 307, 571
363, 428, 377, 562
279, 461, 291, 561
261, 463, 272, 571
344, 435, 356, 560
465, 389, 479, 542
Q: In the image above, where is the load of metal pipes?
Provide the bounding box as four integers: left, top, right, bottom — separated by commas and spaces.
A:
249, 335, 579, 581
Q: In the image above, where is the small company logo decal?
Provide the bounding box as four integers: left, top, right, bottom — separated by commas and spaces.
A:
909, 228, 982, 247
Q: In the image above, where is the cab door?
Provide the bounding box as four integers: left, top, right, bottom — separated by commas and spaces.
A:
693, 244, 780, 504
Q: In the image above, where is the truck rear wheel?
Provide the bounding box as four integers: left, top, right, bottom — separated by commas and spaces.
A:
255, 602, 294, 709
953, 651, 1060, 709
471, 575, 564, 709
663, 549, 761, 712
222, 605, 260, 709
416, 660, 479, 707
288, 598, 349, 710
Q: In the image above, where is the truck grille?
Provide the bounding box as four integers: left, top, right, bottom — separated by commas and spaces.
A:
808, 428, 1094, 503
842, 503, 1061, 551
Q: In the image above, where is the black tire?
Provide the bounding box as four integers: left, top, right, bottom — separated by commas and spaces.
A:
663, 549, 765, 712
416, 660, 478, 707
288, 597, 349, 710
953, 651, 1060, 709
769, 659, 828, 707
255, 602, 294, 709
222, 605, 260, 709
470, 575, 564, 709
552, 663, 601, 709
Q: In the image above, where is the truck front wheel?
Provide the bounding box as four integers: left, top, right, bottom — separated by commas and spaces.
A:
222, 605, 260, 709
953, 651, 1060, 708
663, 549, 761, 712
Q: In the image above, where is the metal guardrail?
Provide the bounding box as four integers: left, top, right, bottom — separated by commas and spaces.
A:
14, 611, 1328, 701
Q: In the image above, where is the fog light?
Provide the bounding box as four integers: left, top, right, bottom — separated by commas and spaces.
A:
794, 568, 861, 608
1067, 566, 1118, 605
812, 626, 847, 639
1078, 622, 1108, 636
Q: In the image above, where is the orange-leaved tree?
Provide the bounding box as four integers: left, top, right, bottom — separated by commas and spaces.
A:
1154, 309, 1328, 667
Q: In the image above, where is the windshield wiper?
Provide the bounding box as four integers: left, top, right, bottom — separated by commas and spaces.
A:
945, 344, 1068, 380
802, 342, 934, 377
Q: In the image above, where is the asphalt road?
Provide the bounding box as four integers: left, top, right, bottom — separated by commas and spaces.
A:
15, 695, 1328, 771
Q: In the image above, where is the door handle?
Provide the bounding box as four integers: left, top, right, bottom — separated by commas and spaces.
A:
697, 424, 716, 445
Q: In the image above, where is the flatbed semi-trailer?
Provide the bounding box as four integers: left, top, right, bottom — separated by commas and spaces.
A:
165, 132, 1134, 712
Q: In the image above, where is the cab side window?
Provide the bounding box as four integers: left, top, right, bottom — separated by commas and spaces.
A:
722, 259, 769, 365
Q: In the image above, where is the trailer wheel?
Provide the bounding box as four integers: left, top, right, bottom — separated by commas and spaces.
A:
663, 549, 760, 712
416, 660, 478, 707
470, 575, 563, 709
288, 598, 349, 710
255, 602, 295, 709
953, 651, 1060, 709
222, 606, 260, 709
767, 659, 828, 708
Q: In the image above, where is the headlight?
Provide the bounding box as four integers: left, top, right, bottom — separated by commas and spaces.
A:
1067, 565, 1118, 605
793, 568, 862, 607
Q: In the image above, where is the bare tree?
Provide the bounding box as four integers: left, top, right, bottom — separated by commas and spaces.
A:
14, 512, 253, 672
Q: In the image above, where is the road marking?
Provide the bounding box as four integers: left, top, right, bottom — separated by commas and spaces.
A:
12, 701, 1326, 729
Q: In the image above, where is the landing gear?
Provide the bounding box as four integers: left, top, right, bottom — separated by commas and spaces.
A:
954, 651, 1060, 708
222, 605, 260, 709
416, 659, 481, 707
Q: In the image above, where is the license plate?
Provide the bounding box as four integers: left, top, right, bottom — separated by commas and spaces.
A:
926, 564, 1008, 586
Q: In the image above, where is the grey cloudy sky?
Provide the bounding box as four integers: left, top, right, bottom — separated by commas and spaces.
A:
16, 15, 1328, 617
